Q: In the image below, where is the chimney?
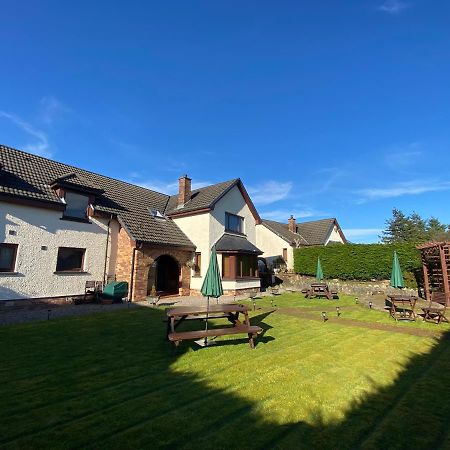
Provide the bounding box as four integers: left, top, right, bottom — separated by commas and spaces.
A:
288, 215, 296, 233
178, 175, 192, 206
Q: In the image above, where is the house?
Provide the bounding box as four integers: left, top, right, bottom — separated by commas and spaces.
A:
0, 145, 262, 301
256, 216, 347, 270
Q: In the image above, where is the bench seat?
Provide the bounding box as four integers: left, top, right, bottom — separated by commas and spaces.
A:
168, 325, 262, 348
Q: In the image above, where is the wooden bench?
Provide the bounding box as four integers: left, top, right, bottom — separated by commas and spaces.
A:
422, 292, 449, 324
168, 325, 262, 348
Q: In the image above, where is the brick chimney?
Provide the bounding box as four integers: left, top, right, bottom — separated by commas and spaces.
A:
178, 175, 192, 207
288, 215, 296, 233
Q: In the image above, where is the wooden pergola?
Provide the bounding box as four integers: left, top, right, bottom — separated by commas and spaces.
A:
417, 241, 450, 306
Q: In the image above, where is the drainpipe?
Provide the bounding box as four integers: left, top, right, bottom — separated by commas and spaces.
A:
103, 214, 113, 285
128, 242, 142, 302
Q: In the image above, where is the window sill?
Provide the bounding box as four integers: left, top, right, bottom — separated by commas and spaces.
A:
224, 230, 247, 237
222, 277, 259, 281
61, 216, 91, 224
54, 271, 89, 275
0, 271, 19, 275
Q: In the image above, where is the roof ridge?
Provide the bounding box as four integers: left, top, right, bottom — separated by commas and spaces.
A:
0, 144, 171, 199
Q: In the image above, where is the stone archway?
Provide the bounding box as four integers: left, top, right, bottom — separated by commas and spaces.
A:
148, 254, 180, 296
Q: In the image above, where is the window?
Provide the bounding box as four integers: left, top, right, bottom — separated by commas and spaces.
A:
56, 247, 85, 272
222, 254, 258, 279
282, 248, 288, 262
225, 212, 244, 234
64, 192, 89, 219
149, 209, 165, 219
194, 252, 201, 276
0, 243, 18, 272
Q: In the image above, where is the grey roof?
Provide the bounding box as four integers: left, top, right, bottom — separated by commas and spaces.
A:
215, 233, 263, 254
0, 145, 194, 248
166, 179, 239, 215
262, 219, 309, 246
262, 218, 345, 246
297, 219, 341, 246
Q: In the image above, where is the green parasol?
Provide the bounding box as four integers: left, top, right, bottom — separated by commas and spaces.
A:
390, 251, 405, 289
200, 246, 223, 346
316, 257, 324, 281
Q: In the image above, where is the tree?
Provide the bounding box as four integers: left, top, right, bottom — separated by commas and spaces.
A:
381, 209, 450, 244
381, 208, 413, 244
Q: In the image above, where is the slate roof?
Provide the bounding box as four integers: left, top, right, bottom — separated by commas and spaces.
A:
262, 218, 345, 246
215, 233, 263, 254
0, 145, 194, 248
166, 179, 239, 215
262, 219, 309, 246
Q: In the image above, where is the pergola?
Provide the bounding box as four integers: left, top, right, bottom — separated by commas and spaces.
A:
417, 241, 450, 306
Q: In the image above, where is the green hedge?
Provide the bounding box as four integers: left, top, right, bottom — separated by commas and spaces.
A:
294, 244, 422, 284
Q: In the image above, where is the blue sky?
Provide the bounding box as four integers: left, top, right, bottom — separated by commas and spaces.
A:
1, 0, 450, 242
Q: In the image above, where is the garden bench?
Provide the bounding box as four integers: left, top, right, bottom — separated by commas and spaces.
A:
165, 304, 262, 348
422, 292, 449, 324
168, 325, 262, 349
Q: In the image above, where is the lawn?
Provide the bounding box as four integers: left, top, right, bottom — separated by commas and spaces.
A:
1, 295, 450, 449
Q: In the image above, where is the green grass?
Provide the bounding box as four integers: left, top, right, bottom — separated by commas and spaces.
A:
1, 297, 450, 449
246, 294, 450, 331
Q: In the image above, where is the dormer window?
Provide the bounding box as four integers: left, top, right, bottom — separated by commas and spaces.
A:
64, 191, 89, 219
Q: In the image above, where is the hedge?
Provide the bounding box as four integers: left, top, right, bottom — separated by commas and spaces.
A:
294, 244, 422, 284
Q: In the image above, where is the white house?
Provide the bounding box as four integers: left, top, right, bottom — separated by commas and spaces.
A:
256, 216, 347, 270
0, 145, 262, 301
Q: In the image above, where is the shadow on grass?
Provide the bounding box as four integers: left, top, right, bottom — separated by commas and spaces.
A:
0, 306, 449, 449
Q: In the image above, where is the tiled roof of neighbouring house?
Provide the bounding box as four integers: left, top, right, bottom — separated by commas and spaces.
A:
262, 219, 309, 246
0, 145, 195, 247
262, 218, 345, 246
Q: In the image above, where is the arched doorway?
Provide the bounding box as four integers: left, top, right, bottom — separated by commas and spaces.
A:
148, 255, 180, 296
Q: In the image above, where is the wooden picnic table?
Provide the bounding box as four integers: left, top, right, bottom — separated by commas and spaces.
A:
388, 294, 418, 321
165, 303, 262, 348
304, 283, 337, 300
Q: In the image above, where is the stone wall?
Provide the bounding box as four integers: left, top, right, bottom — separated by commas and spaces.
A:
115, 227, 193, 301
277, 273, 419, 297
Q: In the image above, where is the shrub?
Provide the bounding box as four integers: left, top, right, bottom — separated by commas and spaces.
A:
294, 244, 421, 285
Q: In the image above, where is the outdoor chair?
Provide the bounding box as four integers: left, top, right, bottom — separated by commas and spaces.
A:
422, 292, 449, 324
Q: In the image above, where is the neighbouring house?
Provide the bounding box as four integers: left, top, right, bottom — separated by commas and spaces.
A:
256, 216, 347, 270
0, 145, 262, 301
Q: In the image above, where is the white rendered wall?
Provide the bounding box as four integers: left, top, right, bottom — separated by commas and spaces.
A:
211, 185, 260, 290
173, 185, 261, 291
326, 225, 345, 245
0, 202, 111, 300
172, 213, 209, 291
256, 224, 294, 270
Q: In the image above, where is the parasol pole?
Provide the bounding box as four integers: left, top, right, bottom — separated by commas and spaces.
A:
204, 295, 210, 346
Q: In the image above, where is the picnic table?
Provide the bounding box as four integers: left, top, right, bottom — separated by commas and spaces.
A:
388, 294, 417, 321
304, 283, 337, 300
165, 303, 262, 348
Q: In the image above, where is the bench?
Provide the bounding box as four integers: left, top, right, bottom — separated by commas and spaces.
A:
422, 292, 448, 324
168, 325, 262, 348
